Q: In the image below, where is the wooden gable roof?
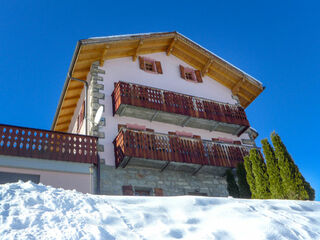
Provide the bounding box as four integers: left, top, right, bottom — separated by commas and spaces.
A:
52, 32, 264, 132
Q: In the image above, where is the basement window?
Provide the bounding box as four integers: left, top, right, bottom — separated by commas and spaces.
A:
134, 188, 152, 196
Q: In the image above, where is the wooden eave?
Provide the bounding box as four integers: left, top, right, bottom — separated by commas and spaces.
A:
53, 32, 264, 132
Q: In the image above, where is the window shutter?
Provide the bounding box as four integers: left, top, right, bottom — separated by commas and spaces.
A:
77, 101, 85, 132
154, 188, 163, 196
139, 56, 145, 70
155, 61, 163, 74
195, 70, 203, 83
122, 185, 133, 195
179, 65, 185, 79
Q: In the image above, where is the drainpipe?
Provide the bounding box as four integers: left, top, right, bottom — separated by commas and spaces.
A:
68, 75, 98, 194
67, 75, 89, 136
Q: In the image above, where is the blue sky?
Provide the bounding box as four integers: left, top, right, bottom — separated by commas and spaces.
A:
0, 0, 319, 200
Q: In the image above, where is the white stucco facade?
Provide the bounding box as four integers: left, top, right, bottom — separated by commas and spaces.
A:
69, 52, 251, 166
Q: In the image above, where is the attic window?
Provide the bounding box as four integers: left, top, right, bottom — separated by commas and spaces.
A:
145, 62, 154, 71
139, 56, 163, 74
179, 65, 203, 83
185, 72, 193, 81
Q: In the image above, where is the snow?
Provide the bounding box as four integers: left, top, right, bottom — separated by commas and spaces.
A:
1, 181, 320, 240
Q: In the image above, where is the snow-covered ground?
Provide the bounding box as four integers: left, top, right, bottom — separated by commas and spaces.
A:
0, 181, 319, 240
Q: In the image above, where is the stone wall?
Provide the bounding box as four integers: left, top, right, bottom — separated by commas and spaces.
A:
100, 165, 228, 197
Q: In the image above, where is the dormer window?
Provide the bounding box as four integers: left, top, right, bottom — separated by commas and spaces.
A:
139, 56, 163, 74
179, 65, 203, 83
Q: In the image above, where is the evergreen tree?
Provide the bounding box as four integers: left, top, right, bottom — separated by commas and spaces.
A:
271, 132, 309, 200
261, 139, 284, 199
301, 176, 315, 201
225, 169, 240, 198
236, 163, 251, 198
249, 148, 271, 199
243, 155, 256, 199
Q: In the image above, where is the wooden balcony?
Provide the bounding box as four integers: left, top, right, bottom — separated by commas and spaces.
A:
0, 124, 98, 164
112, 82, 250, 136
113, 128, 254, 175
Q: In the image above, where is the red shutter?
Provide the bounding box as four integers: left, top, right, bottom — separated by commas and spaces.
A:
139, 56, 145, 70
179, 65, 185, 79
154, 188, 163, 196
155, 61, 163, 74
77, 101, 85, 132
122, 185, 134, 195
195, 70, 203, 83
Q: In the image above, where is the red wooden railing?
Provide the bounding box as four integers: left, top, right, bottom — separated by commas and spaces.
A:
112, 81, 250, 127
114, 128, 252, 168
0, 124, 98, 164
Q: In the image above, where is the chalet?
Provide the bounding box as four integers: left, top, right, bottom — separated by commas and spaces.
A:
0, 32, 264, 196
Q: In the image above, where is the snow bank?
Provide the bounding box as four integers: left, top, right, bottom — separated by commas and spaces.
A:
0, 181, 319, 240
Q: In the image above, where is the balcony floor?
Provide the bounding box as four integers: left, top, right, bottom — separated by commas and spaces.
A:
116, 104, 248, 136
118, 155, 229, 176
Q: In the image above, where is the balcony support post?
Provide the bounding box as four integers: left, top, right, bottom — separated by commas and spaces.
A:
121, 156, 132, 168
150, 110, 160, 122
181, 116, 192, 127
119, 105, 127, 116
192, 165, 203, 176
160, 161, 170, 172
210, 122, 220, 132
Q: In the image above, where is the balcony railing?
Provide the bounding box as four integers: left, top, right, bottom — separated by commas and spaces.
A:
0, 124, 98, 164
114, 128, 253, 174
112, 81, 250, 136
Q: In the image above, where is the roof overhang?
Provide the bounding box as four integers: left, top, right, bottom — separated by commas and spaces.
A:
52, 31, 264, 132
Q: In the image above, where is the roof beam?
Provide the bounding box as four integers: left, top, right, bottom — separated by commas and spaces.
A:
56, 120, 71, 126
232, 77, 246, 95
201, 58, 213, 76
68, 86, 83, 91
55, 127, 68, 132
59, 113, 74, 118
72, 70, 88, 79
132, 39, 143, 62
100, 45, 110, 67
64, 95, 81, 101
166, 37, 177, 56
238, 91, 252, 102
61, 104, 77, 110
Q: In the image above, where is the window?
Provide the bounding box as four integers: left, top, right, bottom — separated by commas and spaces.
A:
145, 62, 154, 71
139, 56, 163, 74
0, 171, 40, 184
134, 189, 151, 196
185, 72, 193, 80
179, 65, 203, 83
122, 185, 163, 196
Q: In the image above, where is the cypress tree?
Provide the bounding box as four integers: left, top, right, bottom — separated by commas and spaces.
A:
236, 163, 251, 198
261, 139, 284, 199
271, 132, 309, 200
249, 148, 271, 199
243, 155, 256, 198
225, 169, 240, 198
